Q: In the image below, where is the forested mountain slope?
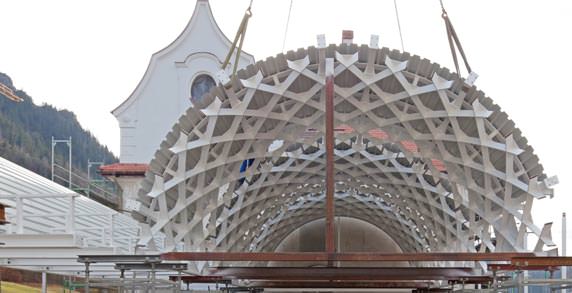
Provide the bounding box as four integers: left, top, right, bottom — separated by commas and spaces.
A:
0, 72, 117, 181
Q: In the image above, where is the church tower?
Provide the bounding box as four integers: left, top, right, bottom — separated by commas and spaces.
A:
102, 0, 254, 210
112, 0, 254, 164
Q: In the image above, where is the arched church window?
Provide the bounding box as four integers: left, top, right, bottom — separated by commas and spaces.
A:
190, 74, 216, 103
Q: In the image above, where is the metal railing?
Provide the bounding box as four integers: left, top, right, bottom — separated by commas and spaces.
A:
0, 193, 140, 253
52, 163, 119, 208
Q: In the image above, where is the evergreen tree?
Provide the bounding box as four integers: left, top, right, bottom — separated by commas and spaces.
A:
0, 72, 117, 181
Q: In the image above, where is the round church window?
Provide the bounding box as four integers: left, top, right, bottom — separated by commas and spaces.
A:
190, 74, 216, 103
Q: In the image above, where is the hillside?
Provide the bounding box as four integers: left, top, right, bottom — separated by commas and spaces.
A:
0, 72, 117, 186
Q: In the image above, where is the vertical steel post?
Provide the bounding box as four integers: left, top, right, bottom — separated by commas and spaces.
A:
132, 271, 136, 292
87, 160, 104, 199
336, 216, 342, 267
16, 196, 23, 234
87, 160, 91, 197
41, 271, 47, 293
524, 231, 528, 293
66, 195, 75, 234
517, 270, 524, 293
324, 58, 335, 258
109, 213, 115, 247
84, 262, 90, 293
51, 137, 72, 187
119, 269, 124, 293
68, 136, 72, 188
151, 262, 156, 293
51, 137, 55, 181
177, 270, 182, 293
563, 212, 567, 293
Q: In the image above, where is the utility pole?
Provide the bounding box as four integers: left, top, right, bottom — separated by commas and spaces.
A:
51, 137, 72, 188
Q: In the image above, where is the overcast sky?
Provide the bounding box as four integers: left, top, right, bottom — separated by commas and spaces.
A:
1, 0, 571, 252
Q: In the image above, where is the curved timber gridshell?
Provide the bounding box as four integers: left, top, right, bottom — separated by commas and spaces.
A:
133, 44, 555, 263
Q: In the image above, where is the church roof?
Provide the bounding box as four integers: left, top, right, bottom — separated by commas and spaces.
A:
99, 163, 149, 177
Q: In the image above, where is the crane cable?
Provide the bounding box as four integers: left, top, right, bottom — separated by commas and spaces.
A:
440, 0, 472, 76
393, 0, 405, 52
221, 0, 254, 77
282, 0, 294, 52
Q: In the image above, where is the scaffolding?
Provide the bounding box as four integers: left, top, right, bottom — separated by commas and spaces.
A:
50, 137, 119, 208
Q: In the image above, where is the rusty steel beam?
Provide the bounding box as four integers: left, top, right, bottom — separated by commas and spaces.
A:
168, 275, 230, 283
324, 61, 335, 256
161, 251, 535, 262
488, 263, 559, 271
512, 257, 572, 267
208, 267, 480, 281
249, 280, 432, 289
447, 276, 494, 284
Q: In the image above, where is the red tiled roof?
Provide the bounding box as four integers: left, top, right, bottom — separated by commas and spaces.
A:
99, 163, 149, 176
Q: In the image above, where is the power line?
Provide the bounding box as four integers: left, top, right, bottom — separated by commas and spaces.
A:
393, 0, 405, 52
282, 0, 294, 52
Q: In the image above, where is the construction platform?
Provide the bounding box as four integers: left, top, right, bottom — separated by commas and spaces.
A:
72, 252, 572, 292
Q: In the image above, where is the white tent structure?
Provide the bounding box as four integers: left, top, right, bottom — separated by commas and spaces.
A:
0, 157, 144, 274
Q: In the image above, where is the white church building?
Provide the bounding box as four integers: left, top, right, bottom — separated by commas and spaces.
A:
113, 0, 254, 164
101, 0, 254, 208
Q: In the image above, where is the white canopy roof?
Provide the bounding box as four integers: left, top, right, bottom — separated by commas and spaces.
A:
0, 156, 140, 250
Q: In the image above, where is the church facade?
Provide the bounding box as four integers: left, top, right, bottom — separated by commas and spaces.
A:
112, 0, 254, 164
104, 0, 254, 210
